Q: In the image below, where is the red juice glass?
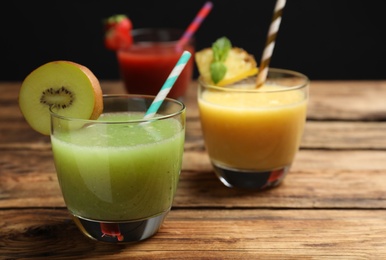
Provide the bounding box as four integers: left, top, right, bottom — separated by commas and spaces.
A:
116, 28, 195, 100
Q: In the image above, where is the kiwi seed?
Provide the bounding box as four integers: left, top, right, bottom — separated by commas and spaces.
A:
40, 86, 75, 109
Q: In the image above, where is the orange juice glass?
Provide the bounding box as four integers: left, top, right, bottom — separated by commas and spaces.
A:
198, 68, 309, 189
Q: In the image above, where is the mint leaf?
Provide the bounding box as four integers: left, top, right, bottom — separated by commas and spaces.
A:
210, 62, 227, 84
212, 37, 232, 62
210, 37, 232, 83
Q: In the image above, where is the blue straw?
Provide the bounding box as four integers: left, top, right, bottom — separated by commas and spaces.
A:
144, 50, 191, 119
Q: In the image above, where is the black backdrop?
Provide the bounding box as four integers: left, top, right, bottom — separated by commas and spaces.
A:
1, 0, 385, 81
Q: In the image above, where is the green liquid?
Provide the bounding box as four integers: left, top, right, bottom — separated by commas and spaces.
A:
51, 113, 184, 221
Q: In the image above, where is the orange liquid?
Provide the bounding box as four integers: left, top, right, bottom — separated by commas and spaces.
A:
198, 85, 307, 170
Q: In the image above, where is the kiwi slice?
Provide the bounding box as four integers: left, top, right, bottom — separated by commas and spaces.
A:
19, 60, 103, 135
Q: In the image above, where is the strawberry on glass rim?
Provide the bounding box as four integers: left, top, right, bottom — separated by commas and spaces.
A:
103, 14, 133, 50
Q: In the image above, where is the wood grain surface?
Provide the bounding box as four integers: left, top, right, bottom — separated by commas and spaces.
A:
1, 80, 386, 259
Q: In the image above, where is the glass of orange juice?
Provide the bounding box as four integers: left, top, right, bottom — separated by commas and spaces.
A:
198, 68, 309, 190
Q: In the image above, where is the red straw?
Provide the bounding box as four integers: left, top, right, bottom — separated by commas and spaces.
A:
177, 1, 213, 49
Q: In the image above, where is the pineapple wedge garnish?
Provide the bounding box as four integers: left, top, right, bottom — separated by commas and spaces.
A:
195, 38, 258, 86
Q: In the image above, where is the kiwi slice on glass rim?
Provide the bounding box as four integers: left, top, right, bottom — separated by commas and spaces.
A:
18, 60, 103, 135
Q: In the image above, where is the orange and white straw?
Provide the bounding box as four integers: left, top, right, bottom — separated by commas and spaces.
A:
256, 0, 286, 88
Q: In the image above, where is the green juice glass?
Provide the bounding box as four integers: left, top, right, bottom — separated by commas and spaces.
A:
50, 94, 186, 243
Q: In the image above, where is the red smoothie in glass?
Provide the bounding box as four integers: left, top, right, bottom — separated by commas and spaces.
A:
117, 28, 194, 100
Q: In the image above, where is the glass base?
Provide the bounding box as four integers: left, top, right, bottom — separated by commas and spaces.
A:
212, 163, 290, 190
72, 211, 169, 243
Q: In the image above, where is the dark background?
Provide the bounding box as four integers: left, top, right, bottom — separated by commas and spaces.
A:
1, 0, 385, 81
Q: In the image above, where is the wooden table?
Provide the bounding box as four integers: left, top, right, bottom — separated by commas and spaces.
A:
1, 80, 386, 259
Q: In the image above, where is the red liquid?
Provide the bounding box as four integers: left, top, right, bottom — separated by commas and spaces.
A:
117, 43, 194, 99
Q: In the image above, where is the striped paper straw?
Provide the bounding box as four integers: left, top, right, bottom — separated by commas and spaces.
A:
177, 1, 213, 49
144, 51, 192, 119
256, 0, 287, 88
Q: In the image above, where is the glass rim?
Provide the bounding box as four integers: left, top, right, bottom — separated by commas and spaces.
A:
49, 94, 186, 123
198, 68, 310, 93
129, 28, 194, 46
131, 28, 185, 35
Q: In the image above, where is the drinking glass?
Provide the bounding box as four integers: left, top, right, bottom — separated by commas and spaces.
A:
116, 28, 195, 100
50, 94, 185, 242
198, 68, 309, 190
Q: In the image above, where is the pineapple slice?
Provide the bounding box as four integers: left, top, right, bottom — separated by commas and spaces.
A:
195, 47, 258, 86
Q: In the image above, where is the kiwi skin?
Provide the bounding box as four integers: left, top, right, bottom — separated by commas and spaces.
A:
65, 61, 103, 120
18, 60, 104, 135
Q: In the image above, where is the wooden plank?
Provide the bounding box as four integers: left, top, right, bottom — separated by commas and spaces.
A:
1, 150, 386, 209
186, 118, 386, 150
177, 149, 386, 209
183, 80, 386, 121
0, 209, 385, 259
0, 81, 126, 120
2, 81, 386, 121
307, 81, 386, 121
0, 118, 51, 147
2, 118, 386, 150
301, 121, 386, 149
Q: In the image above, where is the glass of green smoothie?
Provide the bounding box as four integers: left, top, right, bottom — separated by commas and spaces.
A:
50, 94, 186, 243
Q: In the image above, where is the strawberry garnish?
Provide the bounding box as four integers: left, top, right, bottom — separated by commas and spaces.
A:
103, 14, 133, 50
